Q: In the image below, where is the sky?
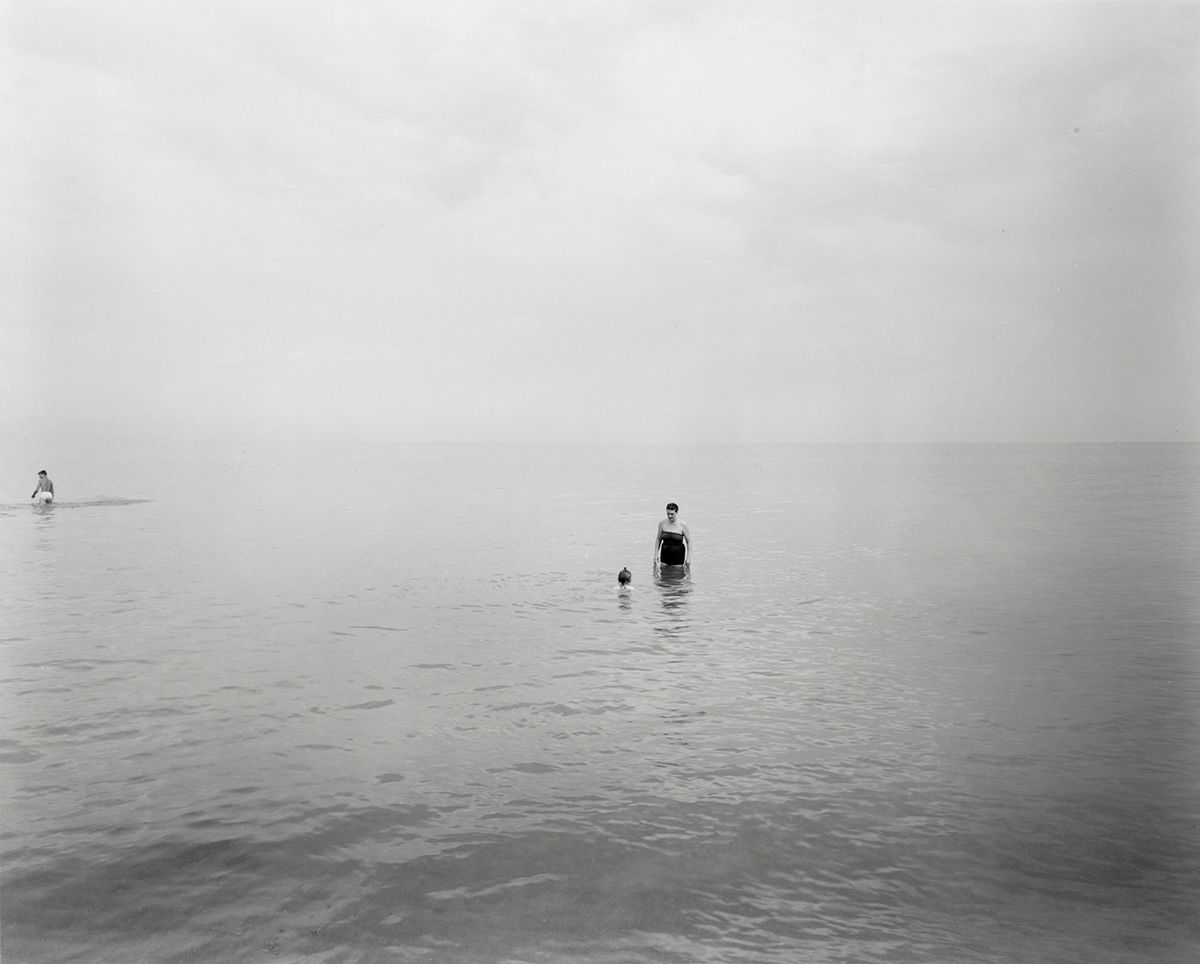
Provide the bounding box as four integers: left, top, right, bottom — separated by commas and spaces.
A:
3, 0, 1198, 444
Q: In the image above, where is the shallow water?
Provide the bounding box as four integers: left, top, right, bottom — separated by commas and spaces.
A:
2, 443, 1198, 962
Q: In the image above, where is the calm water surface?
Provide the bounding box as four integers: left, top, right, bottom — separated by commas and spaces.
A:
2, 443, 1198, 963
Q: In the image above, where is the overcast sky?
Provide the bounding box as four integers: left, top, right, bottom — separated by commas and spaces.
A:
4, 1, 1197, 444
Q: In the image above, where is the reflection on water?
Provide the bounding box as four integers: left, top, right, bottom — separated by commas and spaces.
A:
655, 566, 692, 606
653, 567, 692, 649
1, 443, 1198, 963
616, 586, 633, 612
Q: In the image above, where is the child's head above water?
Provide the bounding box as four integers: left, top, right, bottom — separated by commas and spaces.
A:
618, 567, 632, 586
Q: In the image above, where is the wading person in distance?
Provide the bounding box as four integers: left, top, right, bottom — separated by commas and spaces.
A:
31, 470, 54, 504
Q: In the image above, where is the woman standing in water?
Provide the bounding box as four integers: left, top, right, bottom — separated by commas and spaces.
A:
654, 502, 690, 571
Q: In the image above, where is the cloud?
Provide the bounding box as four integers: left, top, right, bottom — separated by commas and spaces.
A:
4, 1, 1197, 443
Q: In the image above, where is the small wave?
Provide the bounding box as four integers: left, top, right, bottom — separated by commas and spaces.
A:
15, 497, 153, 510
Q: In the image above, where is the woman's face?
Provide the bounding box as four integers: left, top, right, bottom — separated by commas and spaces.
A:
665, 508, 677, 522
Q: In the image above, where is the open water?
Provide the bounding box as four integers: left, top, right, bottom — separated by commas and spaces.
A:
2, 442, 1198, 963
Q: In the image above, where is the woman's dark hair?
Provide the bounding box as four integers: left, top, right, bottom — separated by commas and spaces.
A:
666, 502, 678, 511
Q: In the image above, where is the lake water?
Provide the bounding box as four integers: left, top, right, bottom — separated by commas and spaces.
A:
2, 442, 1198, 963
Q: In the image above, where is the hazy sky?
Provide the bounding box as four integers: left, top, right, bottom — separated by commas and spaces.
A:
4, 1, 1198, 444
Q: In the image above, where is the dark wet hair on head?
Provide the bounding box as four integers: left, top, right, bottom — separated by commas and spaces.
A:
38, 470, 47, 476
666, 503, 678, 511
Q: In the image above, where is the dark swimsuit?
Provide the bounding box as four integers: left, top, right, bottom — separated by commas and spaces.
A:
659, 530, 686, 565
